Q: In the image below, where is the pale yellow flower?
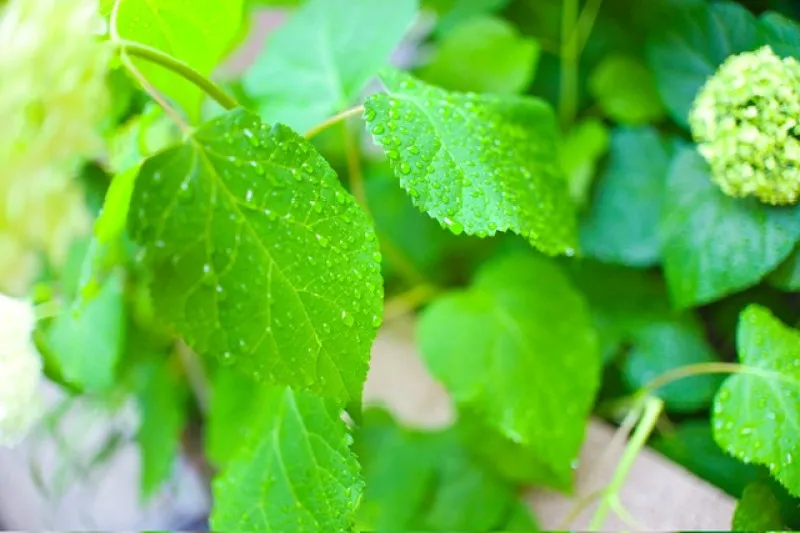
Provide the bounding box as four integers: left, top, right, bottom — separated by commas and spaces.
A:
0, 293, 44, 447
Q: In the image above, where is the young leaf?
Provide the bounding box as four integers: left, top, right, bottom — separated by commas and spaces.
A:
210, 386, 362, 532
580, 127, 670, 267
732, 482, 785, 530
364, 70, 577, 255
560, 119, 610, 208
242, 0, 418, 133
623, 317, 723, 413
769, 245, 800, 292
133, 357, 188, 499
47, 272, 126, 393
113, 0, 245, 121
646, 1, 763, 127
417, 16, 539, 95
128, 109, 383, 402
354, 408, 538, 531
588, 55, 665, 126
418, 253, 600, 487
713, 305, 800, 497
660, 147, 800, 308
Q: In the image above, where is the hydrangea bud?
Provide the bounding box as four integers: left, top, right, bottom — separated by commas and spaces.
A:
0, 0, 109, 294
689, 46, 800, 206
0, 293, 44, 447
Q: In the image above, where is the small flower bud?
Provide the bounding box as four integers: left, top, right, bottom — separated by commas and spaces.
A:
689, 46, 800, 206
0, 294, 44, 447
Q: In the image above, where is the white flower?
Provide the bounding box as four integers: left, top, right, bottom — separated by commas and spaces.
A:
0, 0, 110, 294
0, 293, 44, 447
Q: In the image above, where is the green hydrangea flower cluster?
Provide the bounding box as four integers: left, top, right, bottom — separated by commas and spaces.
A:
689, 45, 800, 206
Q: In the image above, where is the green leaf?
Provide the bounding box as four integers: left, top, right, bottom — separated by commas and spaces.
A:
651, 420, 760, 498
646, 1, 763, 127
457, 407, 570, 491
242, 0, 418, 133
761, 11, 800, 58
210, 386, 362, 532
769, 244, 800, 292
564, 260, 671, 364
354, 408, 538, 531
128, 109, 383, 402
623, 316, 723, 412
713, 305, 800, 497
114, 0, 245, 121
47, 272, 126, 393
364, 70, 577, 255
424, 0, 513, 36
417, 16, 539, 95
660, 147, 800, 308
560, 119, 610, 209
733, 482, 785, 530
107, 105, 179, 176
588, 55, 665, 125
133, 357, 188, 498
580, 127, 670, 267
418, 253, 600, 487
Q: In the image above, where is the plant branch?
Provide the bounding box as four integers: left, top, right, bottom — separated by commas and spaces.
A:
342, 119, 371, 221
637, 361, 749, 399
574, 0, 605, 54
306, 105, 366, 140
111, 40, 239, 112
559, 0, 580, 129
588, 396, 663, 530
384, 284, 440, 321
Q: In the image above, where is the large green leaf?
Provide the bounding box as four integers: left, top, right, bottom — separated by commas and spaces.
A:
646, 1, 763, 127
47, 272, 126, 393
418, 16, 539, 95
242, 0, 417, 133
113, 0, 245, 121
732, 482, 785, 530
210, 386, 362, 531
418, 253, 600, 487
133, 357, 188, 498
364, 70, 577, 255
128, 109, 383, 402
623, 316, 723, 413
713, 305, 800, 497
580, 127, 669, 267
354, 408, 538, 531
761, 11, 800, 58
588, 55, 665, 126
660, 147, 800, 308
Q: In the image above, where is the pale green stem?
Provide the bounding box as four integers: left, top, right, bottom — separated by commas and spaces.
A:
306, 105, 365, 139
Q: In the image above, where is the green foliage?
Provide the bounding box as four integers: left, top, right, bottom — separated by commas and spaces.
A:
661, 147, 800, 308
354, 408, 538, 531
210, 384, 362, 532
242, 0, 418, 132
364, 69, 577, 255
11, 0, 800, 530
128, 109, 382, 402
418, 16, 539, 94
580, 127, 670, 267
418, 253, 600, 488
113, 0, 245, 121
713, 305, 800, 497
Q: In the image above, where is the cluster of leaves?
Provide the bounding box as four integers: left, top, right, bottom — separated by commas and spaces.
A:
25, 0, 800, 530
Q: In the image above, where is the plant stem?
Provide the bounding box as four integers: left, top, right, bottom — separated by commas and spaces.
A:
306, 105, 366, 139
175, 342, 210, 416
637, 361, 749, 398
559, 0, 580, 129
384, 284, 440, 321
342, 119, 371, 221
588, 396, 663, 529
111, 40, 239, 112
574, 0, 605, 54
34, 300, 61, 320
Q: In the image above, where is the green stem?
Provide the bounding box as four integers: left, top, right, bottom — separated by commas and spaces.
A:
589, 396, 663, 529
574, 0, 605, 54
34, 300, 61, 321
112, 39, 239, 111
559, 0, 580, 129
637, 361, 750, 399
306, 105, 365, 139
